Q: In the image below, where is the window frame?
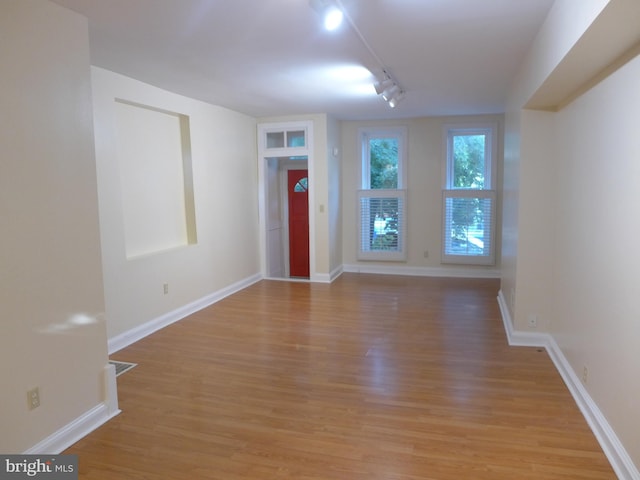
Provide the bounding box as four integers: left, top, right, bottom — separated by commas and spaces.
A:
262, 125, 309, 158
442, 122, 498, 265
357, 126, 408, 261
443, 124, 496, 190
359, 127, 408, 190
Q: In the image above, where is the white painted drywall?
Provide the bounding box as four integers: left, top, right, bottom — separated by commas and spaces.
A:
0, 0, 109, 453
327, 115, 343, 275
502, 0, 612, 328
502, 0, 640, 470
91, 67, 259, 340
113, 101, 192, 258
553, 54, 640, 466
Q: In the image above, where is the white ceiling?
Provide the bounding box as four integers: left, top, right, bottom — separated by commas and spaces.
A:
51, 0, 555, 120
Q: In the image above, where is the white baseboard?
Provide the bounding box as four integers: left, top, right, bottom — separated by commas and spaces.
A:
108, 273, 262, 354
497, 290, 639, 480
268, 266, 343, 284
329, 265, 344, 282
496, 289, 547, 346
311, 272, 331, 283
24, 363, 121, 454
312, 265, 343, 283
343, 263, 501, 279
24, 404, 118, 454
547, 337, 639, 480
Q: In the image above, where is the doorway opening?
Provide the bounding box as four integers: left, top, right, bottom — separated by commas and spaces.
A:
258, 121, 314, 281
264, 157, 309, 279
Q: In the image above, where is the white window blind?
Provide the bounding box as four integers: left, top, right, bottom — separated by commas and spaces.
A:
357, 189, 406, 261
442, 190, 496, 265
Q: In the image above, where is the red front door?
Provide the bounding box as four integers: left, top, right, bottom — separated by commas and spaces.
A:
288, 169, 309, 278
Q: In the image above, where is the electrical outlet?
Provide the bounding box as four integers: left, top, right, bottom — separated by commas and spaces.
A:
27, 387, 40, 410
582, 366, 588, 384
423, 250, 429, 258
527, 314, 537, 329
163, 283, 169, 295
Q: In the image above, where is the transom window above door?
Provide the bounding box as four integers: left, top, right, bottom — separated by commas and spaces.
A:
265, 129, 306, 149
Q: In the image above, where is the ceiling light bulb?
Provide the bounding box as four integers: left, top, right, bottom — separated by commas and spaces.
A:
323, 6, 344, 31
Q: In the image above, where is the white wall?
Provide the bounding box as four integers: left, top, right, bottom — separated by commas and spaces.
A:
509, 0, 611, 111
500, 108, 521, 315
92, 67, 259, 340
0, 0, 110, 452
311, 115, 331, 277
502, 0, 640, 472
113, 101, 195, 258
327, 115, 343, 276
502, 0, 612, 328
513, 110, 557, 331
341, 115, 503, 276
553, 54, 640, 465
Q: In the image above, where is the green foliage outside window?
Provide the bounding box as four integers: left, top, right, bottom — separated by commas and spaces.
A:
369, 138, 398, 189
450, 134, 486, 252
368, 138, 400, 250
453, 135, 485, 188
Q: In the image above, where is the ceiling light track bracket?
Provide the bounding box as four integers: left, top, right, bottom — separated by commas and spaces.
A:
310, 0, 406, 108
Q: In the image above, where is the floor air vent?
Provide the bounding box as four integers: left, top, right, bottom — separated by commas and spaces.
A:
109, 360, 137, 377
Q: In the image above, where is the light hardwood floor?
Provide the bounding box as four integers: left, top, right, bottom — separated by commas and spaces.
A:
66, 274, 616, 479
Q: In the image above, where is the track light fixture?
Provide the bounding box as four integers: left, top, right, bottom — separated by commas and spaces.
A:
309, 0, 406, 108
387, 91, 405, 109
373, 76, 394, 95
382, 84, 399, 102
375, 70, 405, 108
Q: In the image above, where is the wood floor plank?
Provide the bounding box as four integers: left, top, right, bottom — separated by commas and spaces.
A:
66, 274, 616, 479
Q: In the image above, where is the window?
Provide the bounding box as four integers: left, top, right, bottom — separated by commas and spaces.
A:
357, 127, 407, 261
442, 124, 497, 265
265, 128, 307, 150
294, 177, 308, 192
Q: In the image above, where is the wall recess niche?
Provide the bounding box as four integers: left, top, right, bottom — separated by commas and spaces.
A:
114, 100, 197, 258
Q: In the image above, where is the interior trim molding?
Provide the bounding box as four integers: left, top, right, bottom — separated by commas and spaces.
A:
24, 403, 120, 455
496, 289, 547, 346
311, 272, 332, 283
546, 336, 640, 480
343, 263, 501, 279
497, 290, 640, 480
103, 363, 119, 417
311, 265, 344, 284
24, 362, 121, 454
329, 265, 344, 282
108, 273, 262, 354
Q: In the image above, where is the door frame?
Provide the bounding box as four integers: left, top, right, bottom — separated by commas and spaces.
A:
257, 120, 316, 281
